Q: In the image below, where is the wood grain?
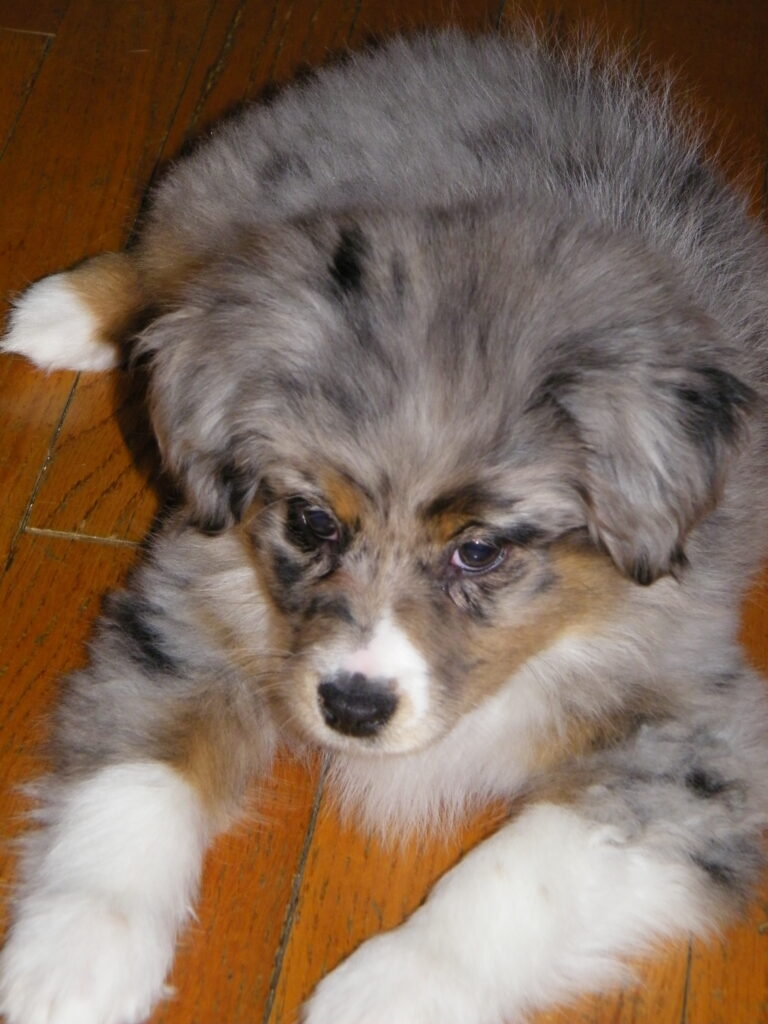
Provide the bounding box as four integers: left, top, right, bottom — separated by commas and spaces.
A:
267, 795, 509, 1024
0, 28, 49, 155
154, 754, 322, 1024
639, 0, 768, 211
0, 0, 69, 36
0, 0, 222, 549
28, 368, 164, 541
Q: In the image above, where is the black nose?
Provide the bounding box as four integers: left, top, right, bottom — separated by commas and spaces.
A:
318, 671, 397, 738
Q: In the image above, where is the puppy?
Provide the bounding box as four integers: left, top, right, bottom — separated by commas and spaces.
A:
2, 29, 768, 1024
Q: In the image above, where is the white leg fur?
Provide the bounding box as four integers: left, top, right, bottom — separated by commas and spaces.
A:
3, 273, 120, 371
0, 763, 209, 1024
303, 802, 708, 1024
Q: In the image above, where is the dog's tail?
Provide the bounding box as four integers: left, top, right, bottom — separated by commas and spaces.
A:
2, 251, 148, 372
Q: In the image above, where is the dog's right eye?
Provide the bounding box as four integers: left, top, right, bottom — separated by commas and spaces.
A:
285, 498, 341, 550
450, 538, 505, 573
302, 506, 339, 542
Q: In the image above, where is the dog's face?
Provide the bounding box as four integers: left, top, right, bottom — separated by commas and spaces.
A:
241, 450, 626, 753
142, 201, 752, 754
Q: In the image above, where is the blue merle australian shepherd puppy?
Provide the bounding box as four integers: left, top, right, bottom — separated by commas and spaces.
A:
2, 28, 768, 1024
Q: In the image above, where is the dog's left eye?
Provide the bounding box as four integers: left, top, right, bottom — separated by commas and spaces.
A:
302, 506, 340, 542
451, 539, 505, 573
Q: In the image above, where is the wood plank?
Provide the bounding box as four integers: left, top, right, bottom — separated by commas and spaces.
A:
0, 0, 215, 296
0, 29, 49, 155
532, 948, 689, 1024
0, 27, 58, 556
0, 0, 69, 36
740, 566, 768, 677
639, 0, 768, 210
354, 0, 504, 38
499, 0, 643, 39
684, 882, 768, 1024
0, 340, 76, 558
28, 367, 165, 542
267, 796, 508, 1024
154, 754, 321, 1024
0, 0, 219, 549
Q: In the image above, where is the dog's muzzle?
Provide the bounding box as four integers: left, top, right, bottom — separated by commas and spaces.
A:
317, 671, 398, 738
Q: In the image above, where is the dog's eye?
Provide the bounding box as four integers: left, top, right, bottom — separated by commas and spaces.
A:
302, 506, 340, 542
451, 539, 505, 573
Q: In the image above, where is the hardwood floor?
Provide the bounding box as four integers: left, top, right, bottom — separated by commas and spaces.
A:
1, 1, 767, 1022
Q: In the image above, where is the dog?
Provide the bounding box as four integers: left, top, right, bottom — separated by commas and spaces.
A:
2, 28, 768, 1024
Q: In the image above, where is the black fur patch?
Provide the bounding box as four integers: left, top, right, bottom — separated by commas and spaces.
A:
330, 226, 365, 295
692, 854, 739, 889
424, 483, 511, 521
218, 458, 255, 522
500, 522, 546, 547
629, 552, 654, 587
685, 768, 727, 798
106, 593, 179, 675
305, 594, 355, 625
674, 365, 754, 459
272, 549, 305, 589
692, 834, 764, 897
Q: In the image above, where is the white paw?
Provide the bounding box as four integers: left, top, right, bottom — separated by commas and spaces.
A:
3, 273, 120, 371
0, 891, 174, 1024
302, 927, 477, 1024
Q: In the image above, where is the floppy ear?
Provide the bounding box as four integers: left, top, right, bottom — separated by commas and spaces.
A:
547, 358, 754, 584
137, 305, 261, 534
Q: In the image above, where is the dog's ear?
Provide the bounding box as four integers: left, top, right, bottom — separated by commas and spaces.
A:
543, 357, 755, 584
137, 306, 261, 534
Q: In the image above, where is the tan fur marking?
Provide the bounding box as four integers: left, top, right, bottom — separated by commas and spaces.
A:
320, 470, 367, 528
551, 543, 628, 617
135, 229, 205, 307
68, 252, 144, 343
158, 699, 258, 827
425, 510, 473, 545
530, 703, 658, 777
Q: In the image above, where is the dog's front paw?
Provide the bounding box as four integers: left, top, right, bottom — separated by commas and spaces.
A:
0, 891, 174, 1024
302, 927, 477, 1024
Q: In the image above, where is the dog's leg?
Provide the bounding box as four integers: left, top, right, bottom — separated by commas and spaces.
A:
0, 703, 266, 1024
304, 710, 767, 1024
2, 252, 144, 371
0, 763, 211, 1024
0, 531, 275, 1024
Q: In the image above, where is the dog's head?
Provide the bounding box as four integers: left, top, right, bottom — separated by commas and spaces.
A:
140, 202, 753, 753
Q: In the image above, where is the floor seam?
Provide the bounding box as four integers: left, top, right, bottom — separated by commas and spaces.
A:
24, 526, 141, 547
261, 756, 328, 1024
4, 376, 79, 574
